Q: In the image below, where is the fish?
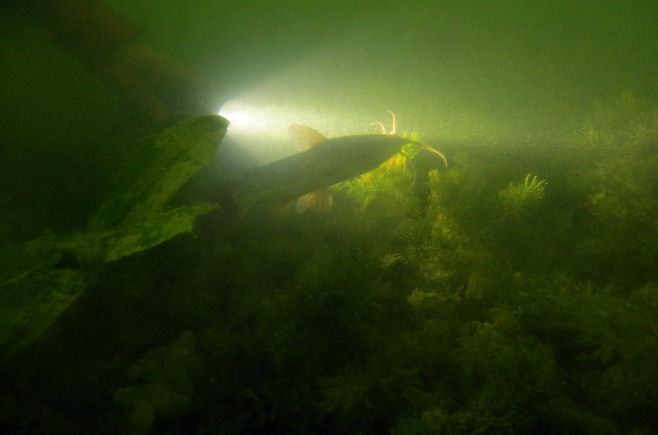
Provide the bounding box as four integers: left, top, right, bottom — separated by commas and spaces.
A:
288, 124, 336, 213
220, 113, 447, 207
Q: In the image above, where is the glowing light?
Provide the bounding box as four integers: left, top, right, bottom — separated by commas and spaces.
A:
219, 110, 253, 128
217, 99, 313, 163
217, 100, 291, 139
215, 95, 408, 165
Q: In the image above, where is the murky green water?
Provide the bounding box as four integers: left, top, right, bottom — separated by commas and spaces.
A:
1, 1, 657, 433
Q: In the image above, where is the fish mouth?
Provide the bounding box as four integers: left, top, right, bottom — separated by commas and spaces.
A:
370, 111, 447, 167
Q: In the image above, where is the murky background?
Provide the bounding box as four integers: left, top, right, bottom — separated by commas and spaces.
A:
1, 1, 657, 433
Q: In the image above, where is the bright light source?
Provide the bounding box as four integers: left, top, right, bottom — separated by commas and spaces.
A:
217, 99, 310, 164
218, 100, 290, 139
219, 110, 253, 128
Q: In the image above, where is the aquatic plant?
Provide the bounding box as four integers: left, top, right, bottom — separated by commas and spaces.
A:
498, 173, 547, 216
569, 94, 658, 286
0, 116, 227, 356
338, 140, 418, 213
114, 332, 200, 434
4, 95, 658, 435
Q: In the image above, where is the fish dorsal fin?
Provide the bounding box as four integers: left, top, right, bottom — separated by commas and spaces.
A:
288, 124, 326, 149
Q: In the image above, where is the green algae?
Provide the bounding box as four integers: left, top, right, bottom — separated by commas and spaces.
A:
88, 115, 227, 230
3, 96, 658, 434
0, 116, 226, 356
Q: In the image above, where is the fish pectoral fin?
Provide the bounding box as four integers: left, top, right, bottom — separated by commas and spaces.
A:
288, 124, 326, 149
295, 190, 333, 214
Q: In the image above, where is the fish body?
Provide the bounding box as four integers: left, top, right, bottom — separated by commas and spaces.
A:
235, 133, 410, 204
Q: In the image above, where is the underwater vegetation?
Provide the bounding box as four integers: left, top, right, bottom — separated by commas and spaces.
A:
1, 94, 658, 434
498, 173, 547, 216
0, 115, 227, 356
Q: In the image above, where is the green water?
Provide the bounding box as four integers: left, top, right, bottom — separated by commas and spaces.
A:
1, 1, 657, 433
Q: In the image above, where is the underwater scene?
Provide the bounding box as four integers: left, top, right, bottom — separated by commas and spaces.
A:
1, 0, 658, 433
